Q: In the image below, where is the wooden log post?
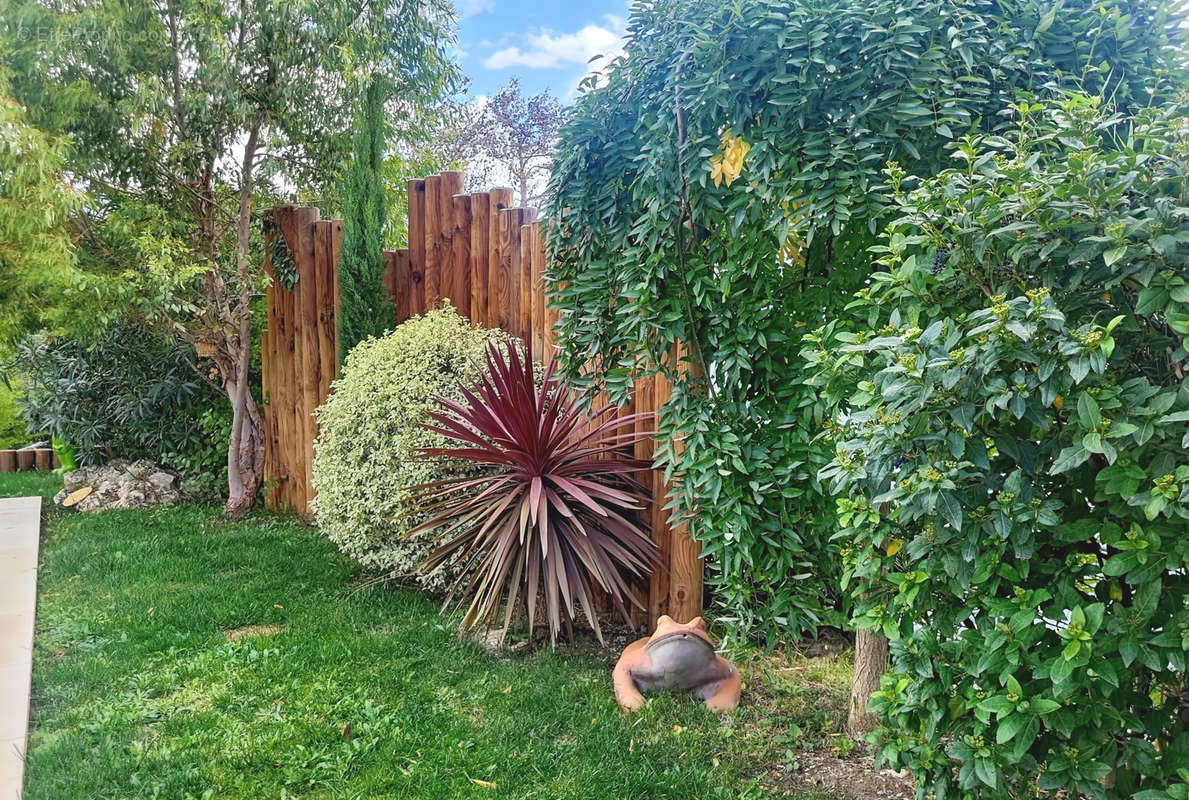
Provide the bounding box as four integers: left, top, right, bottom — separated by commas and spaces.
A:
423, 174, 442, 307
292, 206, 321, 515
486, 189, 513, 328
331, 213, 343, 344
631, 377, 656, 631
665, 344, 703, 623
435, 172, 463, 312
271, 206, 305, 510
518, 211, 537, 352
0, 451, 15, 473
16, 450, 34, 471
450, 194, 472, 318
407, 179, 427, 317
529, 222, 546, 363
262, 213, 279, 509
34, 449, 51, 471
496, 207, 524, 336
273, 213, 292, 509
314, 219, 340, 397
392, 249, 412, 324
468, 192, 491, 328
261, 319, 275, 505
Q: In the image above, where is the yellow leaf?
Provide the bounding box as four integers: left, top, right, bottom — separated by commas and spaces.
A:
502, 685, 512, 694
469, 778, 497, 789
885, 538, 904, 556
673, 725, 684, 734
1053, 395, 1064, 410
708, 130, 750, 187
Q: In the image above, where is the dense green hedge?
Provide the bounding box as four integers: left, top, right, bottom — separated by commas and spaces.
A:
545, 0, 1187, 647
7, 323, 226, 471
811, 96, 1189, 799
311, 307, 516, 590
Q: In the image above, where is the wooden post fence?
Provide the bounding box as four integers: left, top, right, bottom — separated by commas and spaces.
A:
261, 173, 703, 625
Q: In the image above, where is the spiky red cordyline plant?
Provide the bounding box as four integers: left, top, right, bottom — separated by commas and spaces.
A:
409, 340, 657, 647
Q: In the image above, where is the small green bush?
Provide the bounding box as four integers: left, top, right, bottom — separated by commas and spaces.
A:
311, 306, 516, 591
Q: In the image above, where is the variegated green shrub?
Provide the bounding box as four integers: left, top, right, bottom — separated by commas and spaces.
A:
311, 306, 516, 592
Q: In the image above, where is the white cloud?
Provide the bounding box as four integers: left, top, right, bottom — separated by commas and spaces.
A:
456, 0, 494, 19
482, 15, 627, 71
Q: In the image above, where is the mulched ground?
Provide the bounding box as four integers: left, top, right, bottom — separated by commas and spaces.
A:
764, 748, 916, 799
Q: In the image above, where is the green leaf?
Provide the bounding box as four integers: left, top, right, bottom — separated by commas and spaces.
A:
1050, 445, 1090, 475
978, 695, 1015, 714
1029, 698, 1060, 715
973, 758, 998, 789
938, 492, 963, 531
1103, 244, 1126, 266
1077, 393, 1101, 429
996, 712, 1027, 744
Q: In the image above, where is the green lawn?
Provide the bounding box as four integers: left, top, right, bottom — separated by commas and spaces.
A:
5, 473, 850, 800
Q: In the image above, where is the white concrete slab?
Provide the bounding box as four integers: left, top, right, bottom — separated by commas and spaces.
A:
0, 497, 40, 800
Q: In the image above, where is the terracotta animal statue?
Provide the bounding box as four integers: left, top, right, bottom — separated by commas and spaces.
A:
612, 615, 741, 712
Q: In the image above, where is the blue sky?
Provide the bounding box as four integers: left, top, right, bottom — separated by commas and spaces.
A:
453, 0, 631, 101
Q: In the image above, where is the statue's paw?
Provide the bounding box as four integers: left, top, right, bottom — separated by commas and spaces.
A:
704, 695, 739, 713
619, 694, 647, 713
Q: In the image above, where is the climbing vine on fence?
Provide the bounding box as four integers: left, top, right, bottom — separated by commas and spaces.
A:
545, 0, 1186, 646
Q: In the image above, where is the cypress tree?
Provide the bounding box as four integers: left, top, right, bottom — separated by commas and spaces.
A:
337, 75, 393, 365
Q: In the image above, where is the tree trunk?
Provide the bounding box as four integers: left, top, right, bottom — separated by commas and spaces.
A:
223, 119, 264, 518
847, 627, 888, 736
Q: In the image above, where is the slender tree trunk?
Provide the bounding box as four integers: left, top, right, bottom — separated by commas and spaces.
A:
223, 119, 265, 518
848, 626, 888, 735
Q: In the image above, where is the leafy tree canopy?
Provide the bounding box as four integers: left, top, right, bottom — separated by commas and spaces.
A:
1, 0, 459, 514
545, 0, 1188, 646
0, 70, 80, 348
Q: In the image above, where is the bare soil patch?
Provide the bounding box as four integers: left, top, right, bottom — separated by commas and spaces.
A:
222, 624, 281, 642
761, 748, 915, 799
